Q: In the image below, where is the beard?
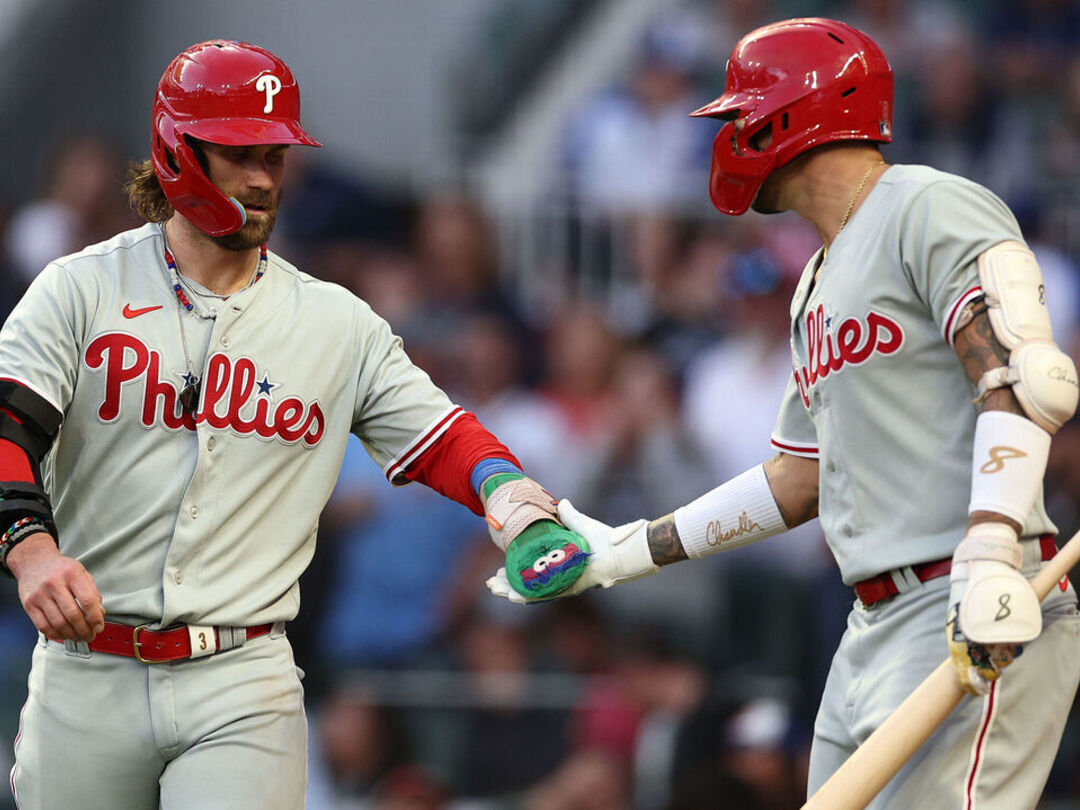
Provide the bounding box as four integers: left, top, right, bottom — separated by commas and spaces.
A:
212, 188, 282, 251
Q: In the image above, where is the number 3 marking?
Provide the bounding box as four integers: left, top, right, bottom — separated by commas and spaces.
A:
198, 632, 208, 651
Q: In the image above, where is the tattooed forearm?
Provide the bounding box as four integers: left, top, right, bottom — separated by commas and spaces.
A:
646, 514, 689, 566
953, 305, 1024, 415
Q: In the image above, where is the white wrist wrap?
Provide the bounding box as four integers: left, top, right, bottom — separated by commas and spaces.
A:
673, 465, 787, 559
483, 478, 558, 551
952, 522, 1023, 569
968, 411, 1050, 525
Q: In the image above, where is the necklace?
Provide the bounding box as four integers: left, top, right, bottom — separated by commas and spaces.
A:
837, 160, 885, 236
161, 229, 267, 416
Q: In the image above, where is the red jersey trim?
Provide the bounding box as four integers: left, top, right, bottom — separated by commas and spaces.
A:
964, 679, 999, 809
388, 410, 520, 516
770, 435, 820, 459
383, 406, 466, 485
942, 285, 983, 347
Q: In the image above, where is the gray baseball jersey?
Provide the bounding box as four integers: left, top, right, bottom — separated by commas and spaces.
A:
5, 221, 476, 809
771, 164, 1055, 584
0, 222, 460, 628
773, 165, 1080, 808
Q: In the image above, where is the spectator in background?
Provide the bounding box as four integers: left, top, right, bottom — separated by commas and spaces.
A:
441, 605, 571, 799
682, 220, 831, 582
1038, 54, 1080, 267
309, 685, 410, 806
411, 194, 531, 349
609, 214, 727, 377
537, 301, 622, 456
444, 312, 575, 495
559, 11, 713, 215
667, 693, 799, 810
4, 135, 136, 287
979, 0, 1080, 110
313, 440, 488, 673
576, 345, 714, 525
371, 766, 451, 810
894, 22, 1038, 208
720, 697, 805, 810
519, 749, 632, 810
563, 343, 724, 661
0, 205, 25, 323
272, 147, 417, 265
414, 193, 503, 313
680, 221, 846, 707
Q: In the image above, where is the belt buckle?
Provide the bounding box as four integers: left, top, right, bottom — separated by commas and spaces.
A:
132, 624, 163, 664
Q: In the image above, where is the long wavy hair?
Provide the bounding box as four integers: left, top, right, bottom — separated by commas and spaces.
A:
124, 159, 173, 223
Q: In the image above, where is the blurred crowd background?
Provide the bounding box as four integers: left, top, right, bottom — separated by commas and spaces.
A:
3, 0, 1080, 808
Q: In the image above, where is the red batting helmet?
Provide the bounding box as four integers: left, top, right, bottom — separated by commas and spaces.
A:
690, 18, 892, 216
151, 39, 321, 237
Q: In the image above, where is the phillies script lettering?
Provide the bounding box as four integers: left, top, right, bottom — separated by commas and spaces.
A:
794, 305, 904, 406
84, 333, 324, 446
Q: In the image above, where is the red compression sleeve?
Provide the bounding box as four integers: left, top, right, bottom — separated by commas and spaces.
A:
402, 411, 521, 515
0, 428, 35, 483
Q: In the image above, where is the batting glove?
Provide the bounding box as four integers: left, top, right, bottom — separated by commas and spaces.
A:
946, 523, 1041, 695
486, 499, 659, 604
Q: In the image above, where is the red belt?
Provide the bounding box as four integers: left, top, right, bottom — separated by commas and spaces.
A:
854, 534, 1058, 607
80, 621, 273, 663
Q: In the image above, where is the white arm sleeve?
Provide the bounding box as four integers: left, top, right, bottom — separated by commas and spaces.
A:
673, 465, 788, 558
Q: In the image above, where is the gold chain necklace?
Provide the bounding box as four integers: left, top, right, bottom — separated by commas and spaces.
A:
837, 160, 885, 235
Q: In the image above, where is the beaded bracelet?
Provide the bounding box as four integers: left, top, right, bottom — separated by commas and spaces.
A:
0, 517, 47, 574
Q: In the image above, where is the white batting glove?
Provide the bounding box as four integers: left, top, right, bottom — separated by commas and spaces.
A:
485, 500, 659, 604
946, 523, 1041, 695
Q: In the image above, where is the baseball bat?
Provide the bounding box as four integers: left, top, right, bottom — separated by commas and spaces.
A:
801, 527, 1080, 810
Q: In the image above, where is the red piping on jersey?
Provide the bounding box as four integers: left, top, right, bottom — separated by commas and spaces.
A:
943, 285, 983, 347
770, 437, 820, 459
11, 698, 26, 808
965, 678, 998, 808
391, 410, 520, 516
384, 407, 467, 483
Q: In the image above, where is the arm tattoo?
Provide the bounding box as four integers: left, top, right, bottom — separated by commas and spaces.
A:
953, 305, 1024, 416
646, 514, 688, 566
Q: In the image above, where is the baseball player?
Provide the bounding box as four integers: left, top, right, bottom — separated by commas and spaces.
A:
487, 18, 1080, 809
0, 40, 575, 809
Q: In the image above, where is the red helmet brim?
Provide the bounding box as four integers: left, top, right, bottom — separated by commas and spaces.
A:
180, 117, 321, 148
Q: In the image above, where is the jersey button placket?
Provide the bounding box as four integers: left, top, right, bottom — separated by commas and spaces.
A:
189, 505, 199, 520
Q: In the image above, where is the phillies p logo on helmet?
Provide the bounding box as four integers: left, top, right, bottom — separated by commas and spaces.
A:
256, 74, 282, 113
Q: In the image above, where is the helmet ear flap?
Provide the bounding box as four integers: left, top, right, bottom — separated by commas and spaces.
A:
151, 118, 246, 237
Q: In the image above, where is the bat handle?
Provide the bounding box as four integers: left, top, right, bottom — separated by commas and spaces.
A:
801, 529, 1080, 810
